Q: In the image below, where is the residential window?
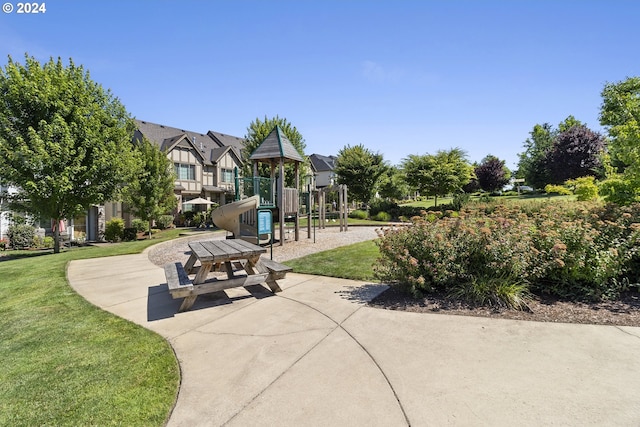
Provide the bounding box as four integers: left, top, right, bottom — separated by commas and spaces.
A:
221, 168, 234, 183
174, 163, 195, 180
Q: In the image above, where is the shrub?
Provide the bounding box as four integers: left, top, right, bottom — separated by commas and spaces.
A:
104, 218, 124, 242
348, 209, 368, 220
131, 218, 148, 233
122, 227, 138, 241
183, 211, 196, 226
372, 211, 392, 222
43, 236, 54, 249
32, 235, 44, 248
7, 224, 35, 249
544, 184, 571, 195
192, 212, 206, 228
369, 199, 399, 217
452, 193, 471, 210
155, 215, 174, 230
566, 176, 599, 201
375, 201, 640, 303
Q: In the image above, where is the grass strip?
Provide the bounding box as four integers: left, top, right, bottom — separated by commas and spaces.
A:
286, 240, 379, 281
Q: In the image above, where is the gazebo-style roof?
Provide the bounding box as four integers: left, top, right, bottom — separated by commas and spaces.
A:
249, 125, 304, 164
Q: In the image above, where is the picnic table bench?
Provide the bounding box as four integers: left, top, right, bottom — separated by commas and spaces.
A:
164, 239, 292, 312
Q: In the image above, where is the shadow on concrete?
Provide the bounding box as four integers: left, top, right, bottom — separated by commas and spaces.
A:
147, 283, 276, 321
147, 284, 182, 321
335, 283, 389, 304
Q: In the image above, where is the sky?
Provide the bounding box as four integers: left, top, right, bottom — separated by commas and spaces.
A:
1, 0, 639, 170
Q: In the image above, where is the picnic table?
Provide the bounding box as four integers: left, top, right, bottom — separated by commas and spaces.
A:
164, 239, 292, 312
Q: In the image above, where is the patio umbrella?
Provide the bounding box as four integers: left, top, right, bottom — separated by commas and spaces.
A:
183, 197, 215, 206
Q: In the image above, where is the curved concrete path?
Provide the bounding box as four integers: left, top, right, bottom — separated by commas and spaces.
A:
67, 247, 640, 426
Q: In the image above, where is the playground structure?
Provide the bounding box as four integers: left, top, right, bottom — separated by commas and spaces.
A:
211, 126, 348, 245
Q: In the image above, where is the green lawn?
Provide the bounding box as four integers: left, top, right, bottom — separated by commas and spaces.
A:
279, 216, 386, 228
399, 193, 575, 209
399, 196, 454, 208
286, 240, 379, 281
0, 230, 186, 426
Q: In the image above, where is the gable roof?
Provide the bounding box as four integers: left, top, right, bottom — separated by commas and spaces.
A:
208, 130, 244, 153
309, 153, 336, 173
249, 125, 304, 163
134, 119, 244, 166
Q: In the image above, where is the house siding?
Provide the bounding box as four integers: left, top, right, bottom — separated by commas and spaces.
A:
171, 147, 202, 194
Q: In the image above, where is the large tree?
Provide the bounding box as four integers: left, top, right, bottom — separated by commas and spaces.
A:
242, 116, 306, 187
544, 124, 606, 184
599, 76, 640, 204
475, 155, 511, 193
517, 116, 594, 189
0, 55, 138, 252
402, 148, 473, 206
334, 144, 386, 205
516, 123, 555, 189
377, 165, 408, 201
124, 136, 177, 238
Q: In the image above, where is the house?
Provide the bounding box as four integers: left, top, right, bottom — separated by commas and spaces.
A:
134, 119, 244, 208
309, 153, 337, 188
75, 120, 246, 241
0, 184, 17, 240
2, 120, 246, 243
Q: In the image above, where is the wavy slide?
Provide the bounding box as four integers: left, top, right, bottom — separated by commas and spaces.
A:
211, 195, 268, 243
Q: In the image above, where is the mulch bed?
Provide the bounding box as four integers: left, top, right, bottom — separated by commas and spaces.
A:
369, 286, 640, 327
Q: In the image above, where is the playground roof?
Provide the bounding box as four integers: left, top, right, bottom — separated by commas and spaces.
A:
249, 125, 304, 164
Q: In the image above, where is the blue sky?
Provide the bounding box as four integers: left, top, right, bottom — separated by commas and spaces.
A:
1, 0, 639, 169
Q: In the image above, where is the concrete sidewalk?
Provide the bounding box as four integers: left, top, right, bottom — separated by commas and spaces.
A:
67, 249, 640, 426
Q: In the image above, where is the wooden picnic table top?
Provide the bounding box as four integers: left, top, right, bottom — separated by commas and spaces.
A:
188, 239, 266, 263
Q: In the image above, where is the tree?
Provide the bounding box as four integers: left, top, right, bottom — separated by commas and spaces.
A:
544, 124, 606, 184
516, 123, 555, 189
124, 136, 177, 238
377, 165, 408, 201
599, 77, 640, 203
334, 144, 387, 205
402, 148, 473, 207
475, 155, 511, 193
0, 55, 138, 253
242, 116, 306, 187
517, 116, 595, 189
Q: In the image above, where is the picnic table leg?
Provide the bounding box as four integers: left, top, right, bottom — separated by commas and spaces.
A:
224, 261, 235, 279
246, 257, 283, 293
194, 261, 213, 285
179, 295, 197, 312
184, 253, 198, 274
265, 278, 283, 293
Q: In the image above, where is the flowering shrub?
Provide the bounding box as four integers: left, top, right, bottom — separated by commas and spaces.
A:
375, 201, 640, 305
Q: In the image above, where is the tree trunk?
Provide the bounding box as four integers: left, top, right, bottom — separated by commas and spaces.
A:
53, 226, 60, 254
148, 219, 153, 239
